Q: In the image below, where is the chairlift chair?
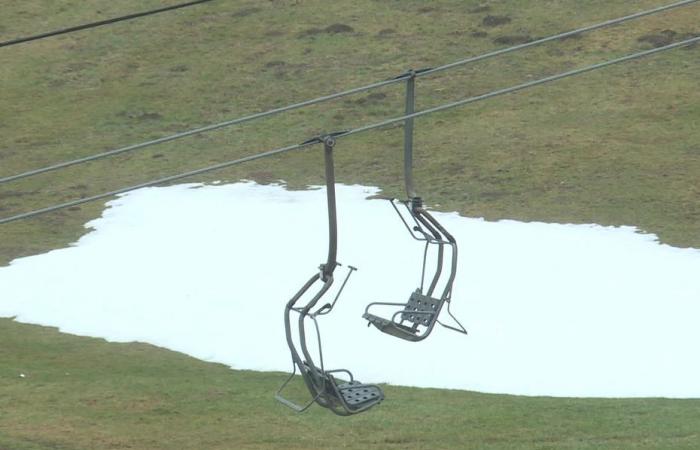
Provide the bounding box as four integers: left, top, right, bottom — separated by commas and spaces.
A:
362, 196, 466, 341
276, 135, 384, 416
362, 76, 467, 341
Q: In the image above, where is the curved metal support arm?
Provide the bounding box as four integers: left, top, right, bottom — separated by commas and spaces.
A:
297, 277, 333, 382
403, 71, 417, 199
421, 209, 456, 243
296, 138, 344, 377
322, 136, 338, 280
279, 134, 383, 415
420, 210, 458, 299
413, 209, 444, 297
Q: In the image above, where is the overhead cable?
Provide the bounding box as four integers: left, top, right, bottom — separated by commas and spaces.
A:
0, 142, 307, 225
341, 36, 700, 138
0, 76, 403, 184
1, 0, 696, 184
417, 0, 699, 78
0, 0, 215, 48
1, 35, 697, 226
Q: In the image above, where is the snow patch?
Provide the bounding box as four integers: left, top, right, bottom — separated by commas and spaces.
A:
1, 182, 699, 398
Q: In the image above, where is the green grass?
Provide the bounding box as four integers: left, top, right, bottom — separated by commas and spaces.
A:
1, 0, 700, 448
2, 319, 700, 450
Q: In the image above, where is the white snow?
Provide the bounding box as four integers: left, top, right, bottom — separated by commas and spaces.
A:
1, 181, 699, 398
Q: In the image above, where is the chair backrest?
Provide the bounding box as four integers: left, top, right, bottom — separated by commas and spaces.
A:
401, 290, 442, 326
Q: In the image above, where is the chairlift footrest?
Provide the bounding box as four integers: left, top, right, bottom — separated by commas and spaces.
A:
363, 313, 422, 341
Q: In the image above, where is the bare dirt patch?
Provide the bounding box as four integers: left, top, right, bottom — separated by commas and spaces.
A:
637, 29, 677, 48
482, 15, 511, 27
493, 35, 532, 45
116, 111, 163, 122
469, 5, 492, 14
560, 32, 584, 41
325, 23, 354, 34
232, 7, 261, 18
299, 23, 354, 38
348, 92, 387, 105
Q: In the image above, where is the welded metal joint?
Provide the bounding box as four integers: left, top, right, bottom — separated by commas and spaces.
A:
390, 66, 434, 80
410, 196, 423, 213
300, 130, 349, 147
323, 135, 337, 149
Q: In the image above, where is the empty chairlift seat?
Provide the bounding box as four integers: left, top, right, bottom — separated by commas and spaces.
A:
276, 135, 383, 416
363, 197, 467, 341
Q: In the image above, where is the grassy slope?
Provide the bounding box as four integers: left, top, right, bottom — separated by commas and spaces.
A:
2, 320, 700, 450
1, 0, 699, 448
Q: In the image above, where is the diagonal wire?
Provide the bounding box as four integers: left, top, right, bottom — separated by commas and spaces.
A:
0, 77, 404, 184
0, 0, 216, 48
1, 0, 696, 185
340, 36, 700, 139
1, 35, 697, 226
417, 0, 700, 78
0, 143, 309, 225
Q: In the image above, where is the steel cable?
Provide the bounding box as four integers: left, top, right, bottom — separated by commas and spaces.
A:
1, 35, 697, 225
0, 77, 404, 184
340, 37, 700, 139
417, 0, 699, 78
1, 0, 696, 185
0, 0, 215, 48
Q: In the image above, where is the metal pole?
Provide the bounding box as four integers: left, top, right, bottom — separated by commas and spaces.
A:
323, 136, 338, 280
404, 71, 417, 200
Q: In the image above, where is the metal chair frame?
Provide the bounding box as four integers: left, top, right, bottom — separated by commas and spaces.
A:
276, 135, 383, 416
363, 197, 467, 341
363, 72, 467, 341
